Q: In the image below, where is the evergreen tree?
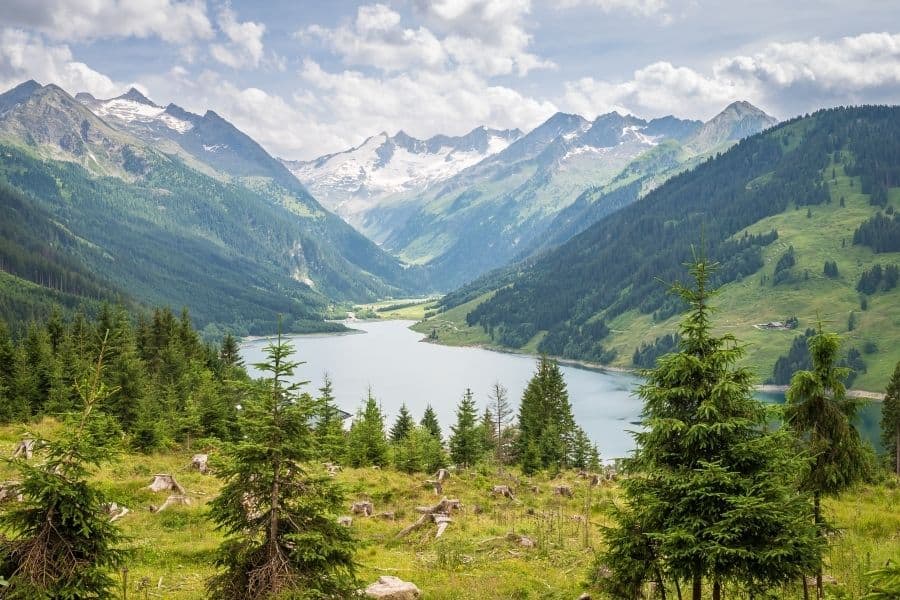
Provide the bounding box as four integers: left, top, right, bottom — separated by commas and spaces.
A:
220, 333, 243, 369
449, 388, 481, 468
516, 357, 576, 470
883, 361, 900, 476
0, 339, 124, 598
479, 406, 495, 458
207, 330, 356, 599
389, 403, 415, 443
594, 257, 822, 600
393, 426, 446, 474
346, 389, 389, 468
570, 426, 593, 470
785, 325, 870, 599
315, 374, 346, 464
420, 404, 442, 441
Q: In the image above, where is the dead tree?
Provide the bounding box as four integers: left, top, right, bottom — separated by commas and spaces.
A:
396, 498, 461, 538
148, 474, 186, 495
150, 494, 191, 513
12, 438, 35, 460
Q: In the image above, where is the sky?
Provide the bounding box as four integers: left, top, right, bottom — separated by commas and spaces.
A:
1, 0, 899, 160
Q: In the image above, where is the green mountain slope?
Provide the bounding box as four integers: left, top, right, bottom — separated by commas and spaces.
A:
418, 106, 900, 391
0, 81, 428, 332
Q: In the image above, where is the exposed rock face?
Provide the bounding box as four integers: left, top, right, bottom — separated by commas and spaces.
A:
364, 576, 421, 599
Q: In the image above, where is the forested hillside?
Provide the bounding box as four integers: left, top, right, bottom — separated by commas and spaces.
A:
0, 81, 430, 334
422, 106, 900, 390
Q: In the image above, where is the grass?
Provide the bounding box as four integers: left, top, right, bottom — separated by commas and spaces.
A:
415, 166, 900, 392
0, 420, 897, 598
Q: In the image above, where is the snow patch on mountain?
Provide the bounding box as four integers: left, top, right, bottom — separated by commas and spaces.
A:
79, 89, 194, 134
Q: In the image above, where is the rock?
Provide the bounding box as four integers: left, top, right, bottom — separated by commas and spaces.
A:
190, 454, 209, 474
148, 474, 186, 495
364, 575, 421, 599
337, 516, 353, 527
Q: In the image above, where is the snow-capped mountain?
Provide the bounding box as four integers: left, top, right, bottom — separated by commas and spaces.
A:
282, 126, 522, 227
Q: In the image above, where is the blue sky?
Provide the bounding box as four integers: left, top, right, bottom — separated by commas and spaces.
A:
2, 0, 899, 159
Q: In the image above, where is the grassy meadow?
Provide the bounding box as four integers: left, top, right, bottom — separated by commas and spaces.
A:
0, 420, 897, 599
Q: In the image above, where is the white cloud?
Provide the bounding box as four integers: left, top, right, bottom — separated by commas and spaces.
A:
210, 7, 266, 69
555, 0, 671, 18
305, 1, 552, 77
1, 0, 213, 45
560, 32, 900, 121
0, 28, 123, 98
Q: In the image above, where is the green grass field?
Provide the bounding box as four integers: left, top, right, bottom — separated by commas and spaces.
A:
0, 420, 897, 599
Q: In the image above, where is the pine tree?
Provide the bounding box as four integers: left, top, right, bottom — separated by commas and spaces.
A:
785, 325, 870, 600
207, 330, 356, 599
220, 333, 243, 369
449, 388, 481, 468
420, 404, 442, 441
393, 426, 446, 474
479, 406, 495, 458
595, 257, 822, 599
570, 426, 593, 470
315, 374, 346, 464
389, 403, 415, 443
883, 361, 900, 476
346, 388, 389, 468
516, 357, 576, 470
0, 337, 125, 598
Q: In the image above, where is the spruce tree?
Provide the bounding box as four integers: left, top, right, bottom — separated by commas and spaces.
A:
389, 403, 415, 443
595, 257, 822, 599
883, 361, 900, 476
449, 388, 481, 468
346, 388, 389, 467
785, 325, 870, 599
0, 338, 124, 598
420, 404, 442, 441
220, 333, 243, 369
517, 357, 576, 470
315, 374, 346, 463
393, 426, 446, 474
207, 330, 356, 599
479, 406, 495, 458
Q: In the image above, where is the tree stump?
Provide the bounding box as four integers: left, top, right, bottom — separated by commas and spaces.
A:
352, 500, 374, 516
324, 462, 342, 477
434, 468, 450, 482
337, 516, 353, 527
12, 438, 35, 460
148, 474, 186, 494
190, 454, 209, 474
492, 485, 515, 500
424, 479, 443, 495
397, 498, 461, 538
378, 511, 396, 520
150, 494, 191, 513
506, 532, 535, 548
553, 485, 573, 498
0, 481, 23, 503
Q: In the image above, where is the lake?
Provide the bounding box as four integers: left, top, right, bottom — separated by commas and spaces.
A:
239, 319, 882, 458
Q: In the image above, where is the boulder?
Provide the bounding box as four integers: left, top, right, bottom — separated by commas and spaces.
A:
364, 576, 421, 599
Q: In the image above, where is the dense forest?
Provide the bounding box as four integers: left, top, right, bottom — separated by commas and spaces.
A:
443, 106, 900, 367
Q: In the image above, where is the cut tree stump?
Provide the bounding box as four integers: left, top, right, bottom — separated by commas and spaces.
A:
148, 474, 186, 495
0, 481, 23, 503
190, 454, 209, 474
351, 500, 374, 516
424, 479, 443, 495
397, 498, 461, 538
324, 462, 342, 477
434, 468, 450, 482
337, 516, 353, 527
553, 485, 573, 498
150, 494, 191, 513
491, 485, 515, 500
506, 532, 535, 548
12, 438, 35, 460
433, 514, 452, 538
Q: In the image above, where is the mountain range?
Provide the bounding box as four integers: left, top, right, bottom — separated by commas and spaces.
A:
289, 100, 777, 287
0, 80, 426, 333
